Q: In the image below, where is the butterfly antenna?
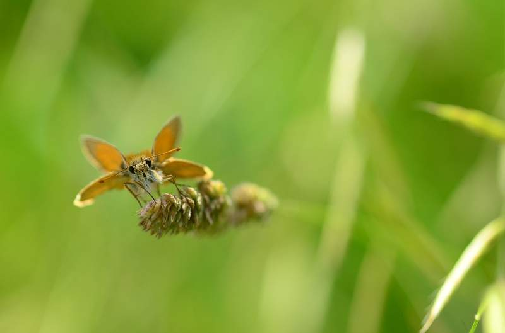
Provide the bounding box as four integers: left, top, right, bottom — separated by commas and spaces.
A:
151, 147, 181, 160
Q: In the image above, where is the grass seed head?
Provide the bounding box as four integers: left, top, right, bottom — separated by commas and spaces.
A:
138, 180, 277, 238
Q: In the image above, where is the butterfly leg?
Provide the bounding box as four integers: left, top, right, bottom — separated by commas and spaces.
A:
161, 175, 189, 198
161, 175, 182, 196
125, 183, 143, 208
162, 174, 180, 193
134, 181, 156, 201
162, 174, 174, 183
168, 177, 191, 198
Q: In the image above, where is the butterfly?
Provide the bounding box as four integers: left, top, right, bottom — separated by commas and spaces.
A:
74, 116, 213, 208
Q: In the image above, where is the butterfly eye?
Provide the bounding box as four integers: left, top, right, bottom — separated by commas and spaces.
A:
145, 159, 152, 168
128, 166, 135, 173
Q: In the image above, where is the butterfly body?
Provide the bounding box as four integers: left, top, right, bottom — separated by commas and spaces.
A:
74, 116, 213, 207
124, 157, 165, 200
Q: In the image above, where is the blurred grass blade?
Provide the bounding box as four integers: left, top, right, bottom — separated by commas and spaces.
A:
422, 102, 505, 143
302, 134, 366, 333
328, 29, 365, 122
483, 281, 505, 333
421, 218, 505, 333
298, 27, 366, 333
348, 243, 395, 333
469, 296, 488, 333
3, 0, 91, 147
359, 106, 412, 206
365, 184, 449, 281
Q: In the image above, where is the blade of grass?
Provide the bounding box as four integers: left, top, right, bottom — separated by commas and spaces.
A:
301, 132, 366, 333
494, 84, 505, 280
348, 243, 395, 333
483, 280, 505, 333
422, 102, 505, 143
420, 218, 505, 333
364, 184, 449, 281
299, 27, 366, 333
468, 297, 488, 333
2, 0, 91, 149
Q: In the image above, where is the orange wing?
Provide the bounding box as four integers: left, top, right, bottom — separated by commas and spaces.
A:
81, 135, 127, 172
73, 173, 128, 207
152, 116, 181, 163
159, 158, 213, 180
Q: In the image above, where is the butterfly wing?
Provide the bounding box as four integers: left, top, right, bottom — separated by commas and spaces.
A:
159, 158, 213, 180
81, 135, 127, 172
73, 173, 129, 207
152, 116, 181, 163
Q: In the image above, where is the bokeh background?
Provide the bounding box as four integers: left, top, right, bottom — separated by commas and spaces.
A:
0, 0, 504, 332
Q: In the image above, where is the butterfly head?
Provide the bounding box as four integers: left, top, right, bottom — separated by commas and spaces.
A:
127, 158, 164, 186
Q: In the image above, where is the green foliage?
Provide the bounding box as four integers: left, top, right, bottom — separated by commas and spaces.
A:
0, 0, 503, 333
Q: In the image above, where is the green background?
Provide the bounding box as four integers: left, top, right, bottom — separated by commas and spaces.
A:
0, 0, 503, 332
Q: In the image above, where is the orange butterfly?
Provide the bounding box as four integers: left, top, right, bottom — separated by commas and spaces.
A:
74, 116, 213, 207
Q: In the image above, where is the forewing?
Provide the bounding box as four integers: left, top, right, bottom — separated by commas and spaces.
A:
159, 158, 213, 180
81, 135, 127, 172
152, 116, 181, 163
73, 173, 128, 207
